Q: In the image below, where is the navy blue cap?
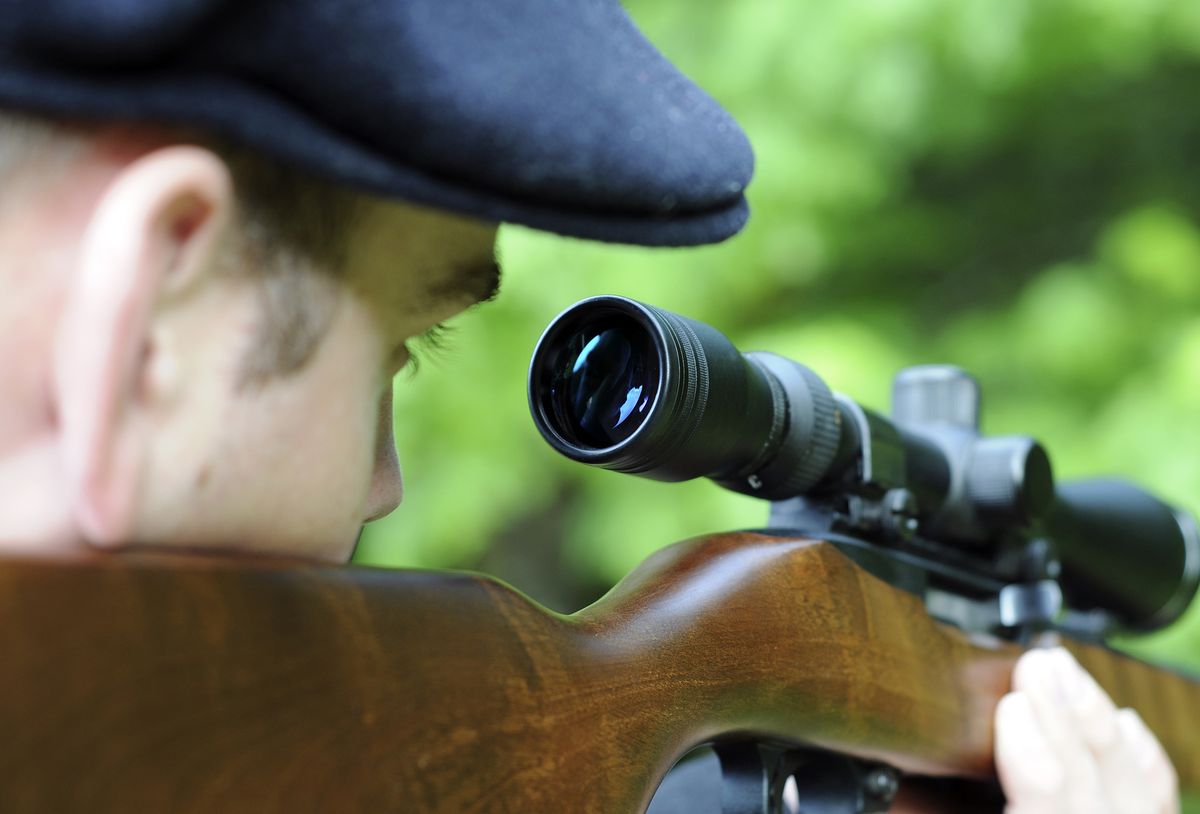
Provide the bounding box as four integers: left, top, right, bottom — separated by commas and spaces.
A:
0, 0, 754, 246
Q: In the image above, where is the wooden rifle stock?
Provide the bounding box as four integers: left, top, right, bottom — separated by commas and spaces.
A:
1, 532, 1197, 812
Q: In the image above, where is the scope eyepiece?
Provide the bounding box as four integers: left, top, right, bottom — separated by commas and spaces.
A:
528, 296, 843, 498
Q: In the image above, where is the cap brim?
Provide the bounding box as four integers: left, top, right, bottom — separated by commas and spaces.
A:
0, 0, 754, 246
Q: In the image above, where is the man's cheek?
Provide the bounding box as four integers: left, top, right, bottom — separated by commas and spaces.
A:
362, 390, 403, 522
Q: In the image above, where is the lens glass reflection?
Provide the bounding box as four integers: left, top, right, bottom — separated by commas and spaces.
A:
548, 315, 658, 448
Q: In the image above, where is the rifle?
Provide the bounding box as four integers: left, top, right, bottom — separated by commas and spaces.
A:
0, 535, 1195, 812
2, 297, 1198, 813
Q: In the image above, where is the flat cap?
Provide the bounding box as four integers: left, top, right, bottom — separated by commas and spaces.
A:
0, 0, 754, 246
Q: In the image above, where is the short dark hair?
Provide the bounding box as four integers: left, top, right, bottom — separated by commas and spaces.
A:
212, 140, 364, 388
0, 111, 364, 388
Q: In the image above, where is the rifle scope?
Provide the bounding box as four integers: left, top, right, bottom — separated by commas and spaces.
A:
528, 296, 846, 499
528, 296, 1200, 632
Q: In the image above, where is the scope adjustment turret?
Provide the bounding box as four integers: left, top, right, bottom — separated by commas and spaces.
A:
966, 436, 1055, 527
891, 365, 981, 430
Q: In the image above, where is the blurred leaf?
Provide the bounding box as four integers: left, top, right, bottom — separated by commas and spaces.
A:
1101, 204, 1200, 301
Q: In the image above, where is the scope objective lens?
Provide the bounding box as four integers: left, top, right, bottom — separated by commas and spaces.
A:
545, 315, 659, 448
529, 296, 843, 498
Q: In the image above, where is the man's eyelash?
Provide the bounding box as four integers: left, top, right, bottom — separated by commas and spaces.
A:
403, 322, 456, 376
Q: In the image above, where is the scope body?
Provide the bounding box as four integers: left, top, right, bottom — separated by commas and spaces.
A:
528, 296, 1200, 635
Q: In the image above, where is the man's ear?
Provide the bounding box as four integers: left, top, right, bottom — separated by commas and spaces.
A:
54, 145, 233, 546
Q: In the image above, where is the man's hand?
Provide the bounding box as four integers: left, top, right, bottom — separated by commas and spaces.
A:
890, 647, 1179, 814
995, 647, 1178, 814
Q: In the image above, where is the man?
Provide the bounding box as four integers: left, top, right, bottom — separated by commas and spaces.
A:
0, 1, 1179, 811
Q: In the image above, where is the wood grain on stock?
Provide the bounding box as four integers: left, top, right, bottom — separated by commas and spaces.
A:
0, 532, 1194, 813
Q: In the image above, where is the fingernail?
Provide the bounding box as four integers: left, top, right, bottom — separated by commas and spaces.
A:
1119, 709, 1158, 772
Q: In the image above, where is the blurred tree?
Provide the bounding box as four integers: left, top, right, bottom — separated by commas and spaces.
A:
356, 0, 1200, 693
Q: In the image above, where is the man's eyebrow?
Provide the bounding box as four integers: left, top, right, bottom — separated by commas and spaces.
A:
424, 257, 503, 308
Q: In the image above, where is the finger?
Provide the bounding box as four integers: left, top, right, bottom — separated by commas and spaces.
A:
1115, 708, 1179, 814
1051, 648, 1119, 749
1049, 649, 1180, 814
1049, 649, 1143, 814
1011, 649, 1111, 814
995, 691, 1062, 814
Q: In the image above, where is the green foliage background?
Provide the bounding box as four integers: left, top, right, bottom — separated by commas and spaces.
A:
358, 0, 1200, 694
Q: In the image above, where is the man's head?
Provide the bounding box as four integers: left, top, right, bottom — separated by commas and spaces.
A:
0, 114, 500, 560
0, 0, 752, 561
